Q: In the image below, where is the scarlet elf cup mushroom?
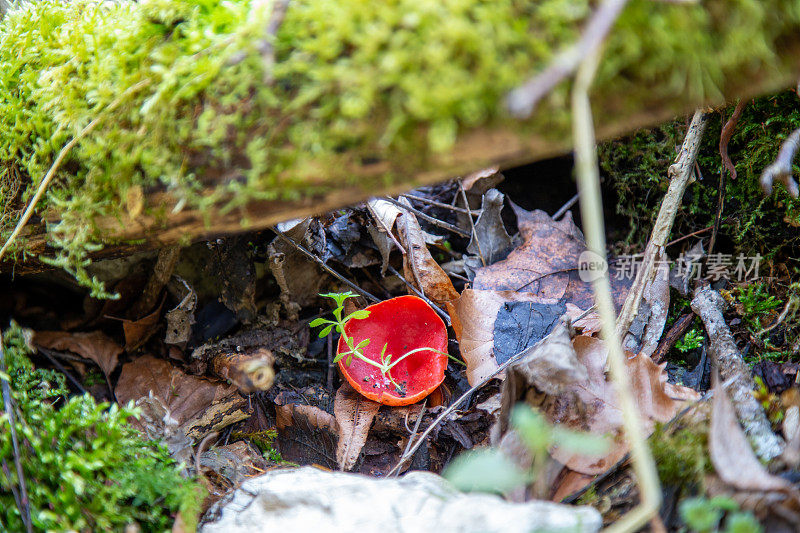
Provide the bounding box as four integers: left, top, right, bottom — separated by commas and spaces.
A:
335, 295, 448, 406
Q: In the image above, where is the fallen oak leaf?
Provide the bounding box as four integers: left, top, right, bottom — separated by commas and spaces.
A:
34, 330, 122, 378
545, 336, 700, 475
447, 289, 567, 386
473, 203, 630, 309
334, 382, 381, 471
116, 355, 246, 441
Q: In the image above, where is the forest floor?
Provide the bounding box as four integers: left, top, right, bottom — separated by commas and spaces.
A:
4, 92, 800, 533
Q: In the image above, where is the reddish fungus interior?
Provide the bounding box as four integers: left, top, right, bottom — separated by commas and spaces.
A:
337, 295, 448, 405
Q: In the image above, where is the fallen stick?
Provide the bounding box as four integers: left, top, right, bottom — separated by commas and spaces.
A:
209, 348, 275, 394
615, 110, 709, 340
691, 283, 784, 460
760, 127, 800, 198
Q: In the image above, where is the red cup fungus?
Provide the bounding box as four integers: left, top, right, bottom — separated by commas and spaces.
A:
337, 295, 448, 406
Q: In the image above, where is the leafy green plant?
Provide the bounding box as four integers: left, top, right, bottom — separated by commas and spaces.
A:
310, 291, 455, 393
676, 328, 704, 353
1, 324, 202, 532
679, 496, 762, 533
737, 283, 782, 326
443, 405, 608, 494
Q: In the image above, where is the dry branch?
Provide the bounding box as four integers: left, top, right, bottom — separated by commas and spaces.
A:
615, 110, 709, 340
691, 284, 784, 460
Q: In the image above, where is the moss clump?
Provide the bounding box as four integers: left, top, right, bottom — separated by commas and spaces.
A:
0, 0, 799, 294
650, 423, 710, 488
0, 324, 202, 532
602, 90, 800, 259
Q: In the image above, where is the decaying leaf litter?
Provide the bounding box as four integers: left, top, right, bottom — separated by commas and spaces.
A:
2, 8, 800, 533
0, 113, 796, 531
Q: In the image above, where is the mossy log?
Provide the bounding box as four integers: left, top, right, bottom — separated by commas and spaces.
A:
1, 0, 799, 282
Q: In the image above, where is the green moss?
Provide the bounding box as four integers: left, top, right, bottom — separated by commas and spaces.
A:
603, 90, 800, 258
650, 423, 710, 488
1, 324, 202, 531
0, 0, 799, 294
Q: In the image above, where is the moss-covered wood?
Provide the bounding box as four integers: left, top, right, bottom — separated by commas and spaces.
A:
1, 0, 799, 290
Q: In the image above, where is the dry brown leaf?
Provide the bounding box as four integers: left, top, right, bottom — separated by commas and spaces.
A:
366, 198, 403, 234
710, 375, 791, 491
334, 382, 381, 471
396, 197, 459, 306
120, 299, 164, 351
275, 403, 338, 433
472, 204, 630, 309
116, 355, 239, 428
35, 330, 123, 377
546, 336, 700, 475
274, 393, 339, 468
447, 289, 564, 385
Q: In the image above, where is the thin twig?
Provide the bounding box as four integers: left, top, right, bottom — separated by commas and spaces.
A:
400, 193, 476, 216
272, 228, 380, 303
457, 180, 485, 266
615, 110, 709, 340
719, 99, 747, 181
506, 0, 630, 118
571, 45, 661, 533
36, 347, 88, 394
0, 80, 150, 262
757, 293, 798, 337
382, 196, 470, 238
387, 266, 451, 326
761, 127, 800, 198
650, 312, 695, 364
0, 330, 33, 533
553, 192, 580, 220
707, 164, 726, 258
256, 0, 290, 84
664, 225, 712, 248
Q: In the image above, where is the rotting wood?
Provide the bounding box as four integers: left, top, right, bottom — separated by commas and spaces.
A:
182, 395, 250, 442
209, 348, 276, 394
691, 283, 784, 460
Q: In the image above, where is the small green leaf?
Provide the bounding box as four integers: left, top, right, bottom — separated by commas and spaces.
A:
551, 428, 610, 456
333, 350, 349, 363
444, 449, 527, 493
319, 324, 334, 338
309, 317, 329, 328
356, 338, 370, 349
345, 309, 370, 321
346, 354, 353, 366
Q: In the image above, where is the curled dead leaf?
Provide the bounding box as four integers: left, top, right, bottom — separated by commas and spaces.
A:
334, 382, 381, 471
544, 336, 700, 475
709, 375, 790, 492
396, 197, 459, 306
